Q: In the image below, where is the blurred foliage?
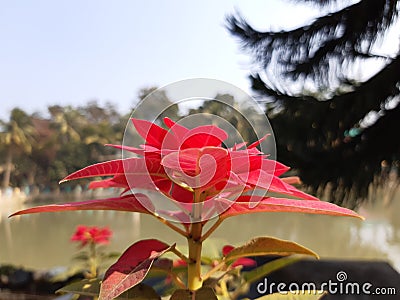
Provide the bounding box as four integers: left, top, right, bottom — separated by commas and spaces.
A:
0, 101, 129, 190
1, 90, 261, 192
227, 0, 400, 206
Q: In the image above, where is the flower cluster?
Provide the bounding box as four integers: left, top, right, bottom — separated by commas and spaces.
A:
70, 225, 112, 248
59, 118, 322, 223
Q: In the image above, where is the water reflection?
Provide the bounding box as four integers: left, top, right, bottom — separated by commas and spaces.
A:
1, 187, 399, 271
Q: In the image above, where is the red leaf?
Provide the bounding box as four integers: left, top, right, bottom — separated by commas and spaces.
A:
131, 119, 167, 148
60, 159, 125, 183
239, 170, 290, 193
105, 144, 162, 157
99, 239, 173, 300
180, 125, 228, 149
161, 147, 229, 189
61, 157, 168, 191
230, 151, 290, 177
231, 257, 257, 268
89, 175, 128, 189
281, 176, 301, 185
280, 180, 320, 201
266, 160, 290, 177
164, 118, 228, 149
9, 194, 152, 217
219, 196, 363, 220
247, 134, 269, 149
163, 117, 189, 144
105, 143, 145, 155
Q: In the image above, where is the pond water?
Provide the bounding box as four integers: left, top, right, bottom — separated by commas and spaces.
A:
1, 186, 400, 272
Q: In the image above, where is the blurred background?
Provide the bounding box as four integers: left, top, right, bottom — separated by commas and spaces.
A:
1, 0, 400, 277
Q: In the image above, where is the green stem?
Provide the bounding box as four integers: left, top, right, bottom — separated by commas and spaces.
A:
187, 222, 203, 290
152, 266, 187, 289
155, 215, 188, 237
171, 247, 190, 263
89, 242, 97, 279
168, 272, 186, 289
202, 259, 227, 281
187, 189, 204, 291
200, 217, 223, 242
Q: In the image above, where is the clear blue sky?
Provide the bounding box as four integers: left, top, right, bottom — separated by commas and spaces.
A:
0, 1, 322, 120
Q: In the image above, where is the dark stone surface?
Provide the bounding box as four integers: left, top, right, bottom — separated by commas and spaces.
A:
2, 259, 400, 299
245, 257, 400, 299
0, 265, 85, 298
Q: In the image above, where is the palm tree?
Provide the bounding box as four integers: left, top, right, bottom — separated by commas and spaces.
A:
0, 108, 37, 189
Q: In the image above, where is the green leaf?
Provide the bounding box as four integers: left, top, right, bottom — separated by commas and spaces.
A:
170, 287, 218, 300
224, 237, 318, 264
49, 264, 86, 282
72, 252, 89, 261
242, 256, 302, 284
57, 279, 101, 297
57, 278, 160, 299
252, 291, 327, 299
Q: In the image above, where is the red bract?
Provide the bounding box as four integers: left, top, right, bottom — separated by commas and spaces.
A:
10, 117, 363, 298
222, 245, 256, 268
12, 117, 361, 222
71, 225, 112, 247
63, 118, 316, 202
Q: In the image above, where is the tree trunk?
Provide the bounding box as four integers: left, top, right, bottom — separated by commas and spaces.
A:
27, 165, 36, 186
2, 147, 13, 189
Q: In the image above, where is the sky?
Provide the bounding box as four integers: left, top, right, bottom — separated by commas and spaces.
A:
0, 0, 326, 120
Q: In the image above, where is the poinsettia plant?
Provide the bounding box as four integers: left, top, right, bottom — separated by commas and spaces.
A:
11, 117, 362, 300
70, 225, 116, 279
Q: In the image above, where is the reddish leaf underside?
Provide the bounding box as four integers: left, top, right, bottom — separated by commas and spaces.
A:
219, 196, 363, 220
60, 158, 160, 183
9, 194, 152, 217
99, 239, 173, 300
60, 159, 126, 183
88, 175, 128, 189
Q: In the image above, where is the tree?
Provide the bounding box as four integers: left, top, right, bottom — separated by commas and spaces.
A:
46, 104, 122, 185
134, 87, 180, 123
227, 0, 400, 205
187, 93, 261, 145
0, 108, 37, 188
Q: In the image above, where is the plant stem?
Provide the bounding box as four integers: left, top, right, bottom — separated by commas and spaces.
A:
187, 189, 204, 291
187, 222, 203, 290
155, 215, 188, 237
89, 243, 97, 278
200, 217, 223, 242
171, 247, 190, 263
202, 260, 226, 281
168, 271, 187, 289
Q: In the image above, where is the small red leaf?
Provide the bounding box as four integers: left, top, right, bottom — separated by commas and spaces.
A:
99, 239, 173, 300
161, 147, 229, 189
89, 175, 128, 189
247, 134, 269, 149
105, 143, 146, 155
180, 125, 228, 149
163, 117, 189, 141
9, 194, 152, 217
131, 119, 167, 148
